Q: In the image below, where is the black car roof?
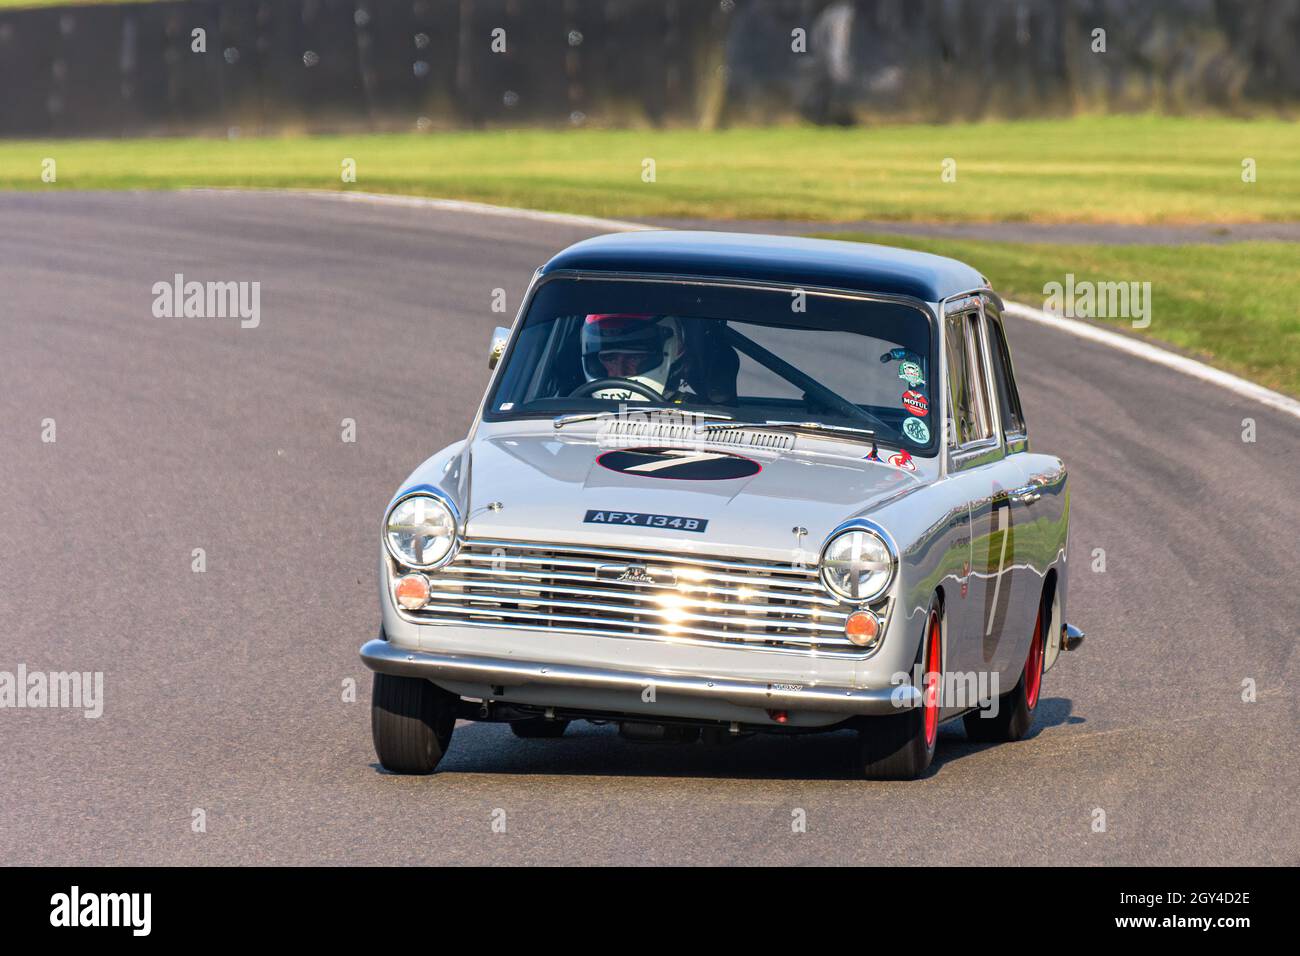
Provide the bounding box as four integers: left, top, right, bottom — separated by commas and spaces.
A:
539, 231, 988, 303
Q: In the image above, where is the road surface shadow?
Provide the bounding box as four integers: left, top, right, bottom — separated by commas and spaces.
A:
371, 697, 1081, 781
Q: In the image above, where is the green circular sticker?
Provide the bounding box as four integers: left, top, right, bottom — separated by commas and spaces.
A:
902, 416, 930, 444
898, 361, 925, 387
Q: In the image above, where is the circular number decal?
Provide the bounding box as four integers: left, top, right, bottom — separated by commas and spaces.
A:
596, 448, 762, 481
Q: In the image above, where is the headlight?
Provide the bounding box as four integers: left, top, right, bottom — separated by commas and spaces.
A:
820, 528, 895, 602
384, 493, 458, 569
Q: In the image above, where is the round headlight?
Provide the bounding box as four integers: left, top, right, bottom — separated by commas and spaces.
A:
820, 528, 895, 602
384, 493, 458, 569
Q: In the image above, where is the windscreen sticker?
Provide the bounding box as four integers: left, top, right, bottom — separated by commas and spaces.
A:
888, 450, 917, 472
902, 390, 929, 417
897, 361, 926, 387
584, 510, 708, 532
596, 447, 761, 481
902, 417, 930, 443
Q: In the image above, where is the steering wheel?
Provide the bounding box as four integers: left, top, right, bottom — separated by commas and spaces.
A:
568, 378, 665, 401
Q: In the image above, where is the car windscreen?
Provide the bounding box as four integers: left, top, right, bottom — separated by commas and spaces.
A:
485, 276, 939, 456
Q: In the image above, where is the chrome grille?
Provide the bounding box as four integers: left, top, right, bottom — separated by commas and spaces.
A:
406, 538, 859, 654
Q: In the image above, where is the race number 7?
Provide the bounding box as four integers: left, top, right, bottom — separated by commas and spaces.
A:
624, 450, 727, 473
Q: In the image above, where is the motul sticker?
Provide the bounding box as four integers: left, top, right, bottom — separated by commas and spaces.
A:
902, 390, 928, 417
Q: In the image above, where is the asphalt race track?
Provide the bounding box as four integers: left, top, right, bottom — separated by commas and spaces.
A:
2, 191, 1296, 865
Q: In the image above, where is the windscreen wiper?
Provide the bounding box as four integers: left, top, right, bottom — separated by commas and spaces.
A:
553, 408, 734, 429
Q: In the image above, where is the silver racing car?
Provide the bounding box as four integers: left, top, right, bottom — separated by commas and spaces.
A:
361, 231, 1084, 779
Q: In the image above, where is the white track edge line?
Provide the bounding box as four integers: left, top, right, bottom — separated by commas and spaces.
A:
1002, 303, 1300, 421
188, 188, 1300, 421
187, 187, 655, 233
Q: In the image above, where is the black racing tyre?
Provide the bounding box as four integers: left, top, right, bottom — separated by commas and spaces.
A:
510, 717, 571, 739
371, 673, 457, 774
963, 593, 1046, 744
855, 597, 943, 780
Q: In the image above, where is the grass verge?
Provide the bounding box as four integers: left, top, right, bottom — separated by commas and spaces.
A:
2, 115, 1298, 223
820, 233, 1298, 396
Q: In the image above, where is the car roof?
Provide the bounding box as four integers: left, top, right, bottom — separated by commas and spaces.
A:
539, 231, 988, 303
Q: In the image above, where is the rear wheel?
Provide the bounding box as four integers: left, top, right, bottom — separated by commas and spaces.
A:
371, 673, 457, 774
963, 596, 1046, 743
510, 717, 570, 739
855, 599, 942, 779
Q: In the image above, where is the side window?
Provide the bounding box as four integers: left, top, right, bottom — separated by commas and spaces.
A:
986, 319, 1026, 436
945, 311, 993, 447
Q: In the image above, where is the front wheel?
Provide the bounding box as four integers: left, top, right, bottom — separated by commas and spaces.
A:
855, 599, 943, 780
371, 673, 457, 774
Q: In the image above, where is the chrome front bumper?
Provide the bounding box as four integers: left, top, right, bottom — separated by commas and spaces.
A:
360, 638, 918, 717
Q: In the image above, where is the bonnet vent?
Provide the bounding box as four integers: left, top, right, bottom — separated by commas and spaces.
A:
598, 419, 794, 452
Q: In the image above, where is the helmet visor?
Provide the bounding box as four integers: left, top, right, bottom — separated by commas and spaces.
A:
582, 314, 668, 381
597, 350, 658, 378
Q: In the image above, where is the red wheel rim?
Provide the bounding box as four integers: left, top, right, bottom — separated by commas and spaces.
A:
923, 611, 941, 747
1024, 608, 1044, 710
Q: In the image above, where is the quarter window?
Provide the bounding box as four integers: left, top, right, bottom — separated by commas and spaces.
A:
945, 311, 992, 446
986, 318, 1026, 436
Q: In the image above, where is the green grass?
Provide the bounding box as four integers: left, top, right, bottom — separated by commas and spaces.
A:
820, 233, 1299, 396
3, 115, 1298, 224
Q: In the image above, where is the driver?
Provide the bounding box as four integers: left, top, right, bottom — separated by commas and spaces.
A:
581, 314, 686, 401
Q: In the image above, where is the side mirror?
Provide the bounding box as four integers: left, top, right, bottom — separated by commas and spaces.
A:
487, 326, 510, 370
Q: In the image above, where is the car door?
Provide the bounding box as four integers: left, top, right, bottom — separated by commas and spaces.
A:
941, 297, 1025, 682
984, 301, 1047, 666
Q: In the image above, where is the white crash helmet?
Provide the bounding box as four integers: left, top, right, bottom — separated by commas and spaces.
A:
581, 314, 685, 401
